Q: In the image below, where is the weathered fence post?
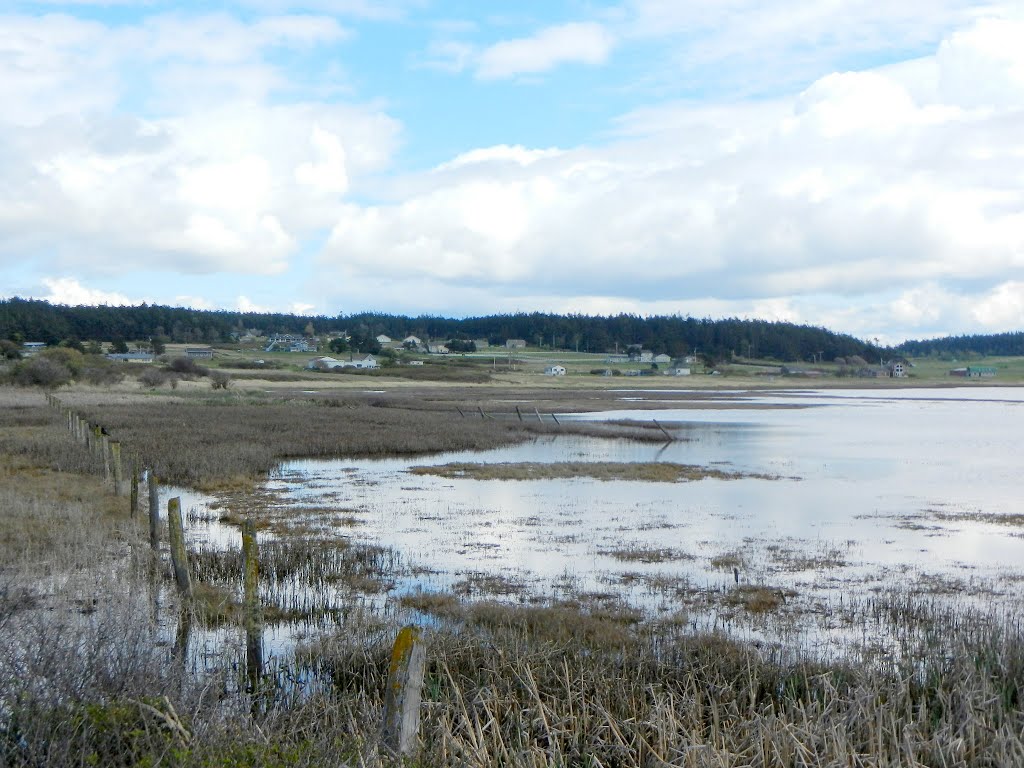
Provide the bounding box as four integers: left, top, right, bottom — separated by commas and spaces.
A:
535, 407, 544, 423
148, 472, 161, 550
381, 625, 426, 758
167, 497, 193, 597
242, 519, 264, 691
130, 460, 140, 516
110, 441, 125, 496
101, 435, 111, 481
515, 405, 524, 422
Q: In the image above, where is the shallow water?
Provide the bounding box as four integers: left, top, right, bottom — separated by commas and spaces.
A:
168, 387, 1024, 653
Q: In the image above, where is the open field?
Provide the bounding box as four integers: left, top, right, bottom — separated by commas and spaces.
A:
2, 381, 1023, 766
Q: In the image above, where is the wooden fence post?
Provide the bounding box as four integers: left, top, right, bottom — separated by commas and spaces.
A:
110, 441, 125, 496
130, 460, 139, 516
101, 435, 111, 481
167, 497, 193, 597
148, 472, 161, 550
242, 519, 263, 691
381, 625, 426, 758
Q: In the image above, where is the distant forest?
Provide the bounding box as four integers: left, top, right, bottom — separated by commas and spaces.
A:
0, 297, 883, 363
896, 331, 1024, 358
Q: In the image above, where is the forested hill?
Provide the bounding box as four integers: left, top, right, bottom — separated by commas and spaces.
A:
0, 297, 879, 363
897, 331, 1024, 358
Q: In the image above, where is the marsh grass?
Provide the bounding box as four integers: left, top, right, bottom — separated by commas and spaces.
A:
4, 389, 1024, 766
410, 461, 781, 482
73, 398, 663, 489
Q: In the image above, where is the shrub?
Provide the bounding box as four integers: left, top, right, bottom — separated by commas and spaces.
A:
80, 360, 126, 386
138, 368, 169, 389
10, 358, 72, 388
38, 347, 85, 376
168, 357, 208, 377
210, 370, 232, 390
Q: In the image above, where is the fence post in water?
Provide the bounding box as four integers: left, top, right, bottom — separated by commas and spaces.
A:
167, 497, 193, 597
148, 472, 161, 550
381, 625, 426, 758
535, 407, 543, 423
110, 441, 125, 496
242, 519, 264, 691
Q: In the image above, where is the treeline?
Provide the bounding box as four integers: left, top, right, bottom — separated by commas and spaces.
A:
897, 331, 1024, 358
0, 298, 879, 363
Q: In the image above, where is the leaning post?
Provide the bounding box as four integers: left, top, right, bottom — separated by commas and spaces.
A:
381, 625, 426, 758
167, 497, 193, 597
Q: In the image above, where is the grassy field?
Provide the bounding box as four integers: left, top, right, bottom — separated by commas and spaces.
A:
1, 381, 1023, 766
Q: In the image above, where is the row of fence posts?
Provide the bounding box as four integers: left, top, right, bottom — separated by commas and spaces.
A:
44, 392, 427, 759
457, 403, 561, 424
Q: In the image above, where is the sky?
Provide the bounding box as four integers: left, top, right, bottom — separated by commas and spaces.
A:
1, 1, 1023, 344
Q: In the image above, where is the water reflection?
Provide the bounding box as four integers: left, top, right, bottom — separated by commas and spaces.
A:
169, 387, 1024, 653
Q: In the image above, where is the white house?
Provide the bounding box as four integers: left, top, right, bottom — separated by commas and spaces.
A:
505, 339, 527, 349
376, 334, 392, 345
667, 366, 691, 376
307, 355, 378, 370
653, 353, 672, 365
403, 335, 422, 347
544, 365, 566, 376
426, 344, 449, 354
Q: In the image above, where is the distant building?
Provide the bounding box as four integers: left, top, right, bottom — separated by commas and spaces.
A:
544, 365, 566, 376
888, 362, 906, 378
106, 352, 154, 364
403, 335, 422, 347
473, 339, 490, 349
967, 366, 997, 378
426, 344, 449, 355
376, 334, 392, 344
653, 353, 672, 365
185, 347, 213, 359
667, 366, 691, 376
307, 355, 378, 370
21, 342, 46, 356
505, 339, 527, 349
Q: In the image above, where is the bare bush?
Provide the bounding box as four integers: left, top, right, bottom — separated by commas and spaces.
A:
10, 357, 73, 388
137, 368, 168, 389
209, 370, 232, 390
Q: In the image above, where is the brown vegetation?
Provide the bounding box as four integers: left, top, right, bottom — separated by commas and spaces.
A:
410, 461, 781, 482
2, 387, 1024, 766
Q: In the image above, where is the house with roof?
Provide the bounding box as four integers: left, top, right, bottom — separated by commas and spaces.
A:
544, 365, 566, 376
505, 339, 527, 349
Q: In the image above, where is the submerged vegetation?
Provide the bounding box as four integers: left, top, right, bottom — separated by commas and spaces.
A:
1, 386, 1023, 766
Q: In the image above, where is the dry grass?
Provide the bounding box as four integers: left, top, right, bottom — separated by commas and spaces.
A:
3, 387, 1024, 766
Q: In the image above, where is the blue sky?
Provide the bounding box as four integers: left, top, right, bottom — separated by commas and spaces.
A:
2, 0, 1023, 343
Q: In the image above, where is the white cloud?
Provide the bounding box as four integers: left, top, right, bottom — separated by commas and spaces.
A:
318, 15, 1024, 341
475, 22, 615, 80
41, 277, 135, 306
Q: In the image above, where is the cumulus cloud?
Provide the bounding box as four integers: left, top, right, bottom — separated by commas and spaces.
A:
0, 13, 400, 277
41, 277, 136, 307
475, 22, 615, 80
319, 14, 1024, 340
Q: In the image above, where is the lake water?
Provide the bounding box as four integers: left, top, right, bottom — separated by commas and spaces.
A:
173, 387, 1024, 654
